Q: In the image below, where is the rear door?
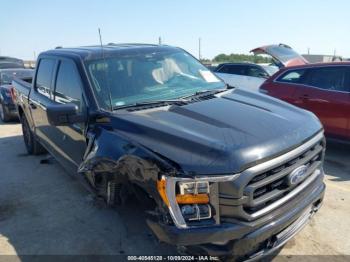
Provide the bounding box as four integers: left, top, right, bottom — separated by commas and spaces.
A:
293, 66, 350, 139
30, 58, 58, 149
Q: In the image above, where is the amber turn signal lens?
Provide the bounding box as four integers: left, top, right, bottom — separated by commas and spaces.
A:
157, 178, 170, 207
176, 194, 209, 204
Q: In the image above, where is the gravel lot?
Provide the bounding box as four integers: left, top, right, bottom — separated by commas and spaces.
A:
0, 119, 349, 261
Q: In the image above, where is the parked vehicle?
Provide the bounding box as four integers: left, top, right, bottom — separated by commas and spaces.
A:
0, 68, 33, 121
214, 62, 274, 91
260, 62, 350, 141
13, 44, 325, 260
205, 64, 218, 72
250, 43, 309, 68
0, 56, 25, 69
260, 64, 279, 76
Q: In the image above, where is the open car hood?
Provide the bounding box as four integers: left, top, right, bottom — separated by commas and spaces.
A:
251, 44, 309, 67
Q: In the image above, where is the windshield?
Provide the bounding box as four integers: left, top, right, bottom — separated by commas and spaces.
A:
0, 69, 33, 84
85, 49, 224, 110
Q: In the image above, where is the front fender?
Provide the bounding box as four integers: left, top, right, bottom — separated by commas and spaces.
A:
78, 127, 178, 202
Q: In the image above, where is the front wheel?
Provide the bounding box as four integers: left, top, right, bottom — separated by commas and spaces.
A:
21, 115, 46, 155
0, 102, 11, 122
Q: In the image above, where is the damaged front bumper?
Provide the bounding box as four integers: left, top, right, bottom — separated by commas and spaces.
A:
147, 178, 325, 259
146, 132, 326, 259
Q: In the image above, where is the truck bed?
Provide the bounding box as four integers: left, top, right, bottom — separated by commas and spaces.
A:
12, 78, 32, 99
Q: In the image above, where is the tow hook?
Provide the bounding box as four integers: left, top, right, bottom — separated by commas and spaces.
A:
311, 199, 323, 215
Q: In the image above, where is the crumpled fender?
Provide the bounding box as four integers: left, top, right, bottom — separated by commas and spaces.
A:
78, 127, 179, 203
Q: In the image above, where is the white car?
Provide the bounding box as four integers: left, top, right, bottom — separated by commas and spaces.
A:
214, 63, 278, 92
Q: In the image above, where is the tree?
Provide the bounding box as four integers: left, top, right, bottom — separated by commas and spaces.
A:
213, 53, 271, 64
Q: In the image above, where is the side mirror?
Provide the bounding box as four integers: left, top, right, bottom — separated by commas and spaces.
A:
46, 103, 83, 126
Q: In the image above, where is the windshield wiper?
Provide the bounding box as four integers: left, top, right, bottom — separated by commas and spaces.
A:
112, 99, 186, 111
181, 85, 234, 100
112, 85, 235, 111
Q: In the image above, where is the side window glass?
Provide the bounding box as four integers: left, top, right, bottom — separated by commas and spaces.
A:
227, 65, 246, 76
217, 65, 229, 73
35, 59, 56, 98
306, 67, 349, 92
217, 65, 246, 75
246, 66, 266, 78
277, 69, 307, 84
54, 60, 85, 111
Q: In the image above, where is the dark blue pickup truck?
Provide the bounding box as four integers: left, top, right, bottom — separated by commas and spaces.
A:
13, 44, 326, 260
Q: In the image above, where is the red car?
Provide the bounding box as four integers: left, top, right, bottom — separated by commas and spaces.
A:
258, 45, 350, 140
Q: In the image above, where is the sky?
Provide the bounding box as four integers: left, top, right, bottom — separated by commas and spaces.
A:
1, 0, 350, 60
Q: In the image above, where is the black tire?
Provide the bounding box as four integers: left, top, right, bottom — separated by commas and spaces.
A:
21, 115, 46, 155
0, 102, 11, 122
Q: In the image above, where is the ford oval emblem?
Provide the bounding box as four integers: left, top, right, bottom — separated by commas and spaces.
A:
288, 165, 308, 185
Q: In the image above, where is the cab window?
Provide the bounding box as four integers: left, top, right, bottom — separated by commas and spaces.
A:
35, 59, 56, 98
54, 60, 85, 111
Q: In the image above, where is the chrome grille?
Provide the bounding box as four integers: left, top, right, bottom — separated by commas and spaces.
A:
243, 136, 324, 215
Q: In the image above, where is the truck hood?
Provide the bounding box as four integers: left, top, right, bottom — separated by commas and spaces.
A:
112, 89, 322, 175
251, 44, 309, 67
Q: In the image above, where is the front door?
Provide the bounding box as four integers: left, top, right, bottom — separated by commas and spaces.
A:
51, 59, 88, 173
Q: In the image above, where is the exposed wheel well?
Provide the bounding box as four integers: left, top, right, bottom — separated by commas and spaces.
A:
92, 171, 156, 208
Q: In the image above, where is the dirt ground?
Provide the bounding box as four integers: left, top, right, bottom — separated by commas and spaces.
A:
0, 119, 349, 261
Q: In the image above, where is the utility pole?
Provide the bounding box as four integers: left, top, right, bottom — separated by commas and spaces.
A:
307, 47, 310, 55
32, 51, 37, 68
198, 37, 202, 60
158, 37, 162, 45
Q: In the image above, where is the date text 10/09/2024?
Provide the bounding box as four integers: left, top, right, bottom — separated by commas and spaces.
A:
127, 256, 220, 261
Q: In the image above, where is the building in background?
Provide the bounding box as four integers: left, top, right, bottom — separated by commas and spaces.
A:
24, 60, 36, 68
302, 54, 342, 63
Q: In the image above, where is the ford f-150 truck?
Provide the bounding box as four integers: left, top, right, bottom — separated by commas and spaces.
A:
13, 44, 325, 260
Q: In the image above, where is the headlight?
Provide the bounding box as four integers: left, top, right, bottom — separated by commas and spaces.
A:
181, 204, 211, 221
178, 181, 209, 195
157, 174, 239, 228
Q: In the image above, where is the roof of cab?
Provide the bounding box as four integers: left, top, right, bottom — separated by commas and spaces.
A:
40, 43, 180, 61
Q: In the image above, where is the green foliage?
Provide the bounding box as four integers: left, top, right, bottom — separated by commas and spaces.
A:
213, 53, 271, 64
